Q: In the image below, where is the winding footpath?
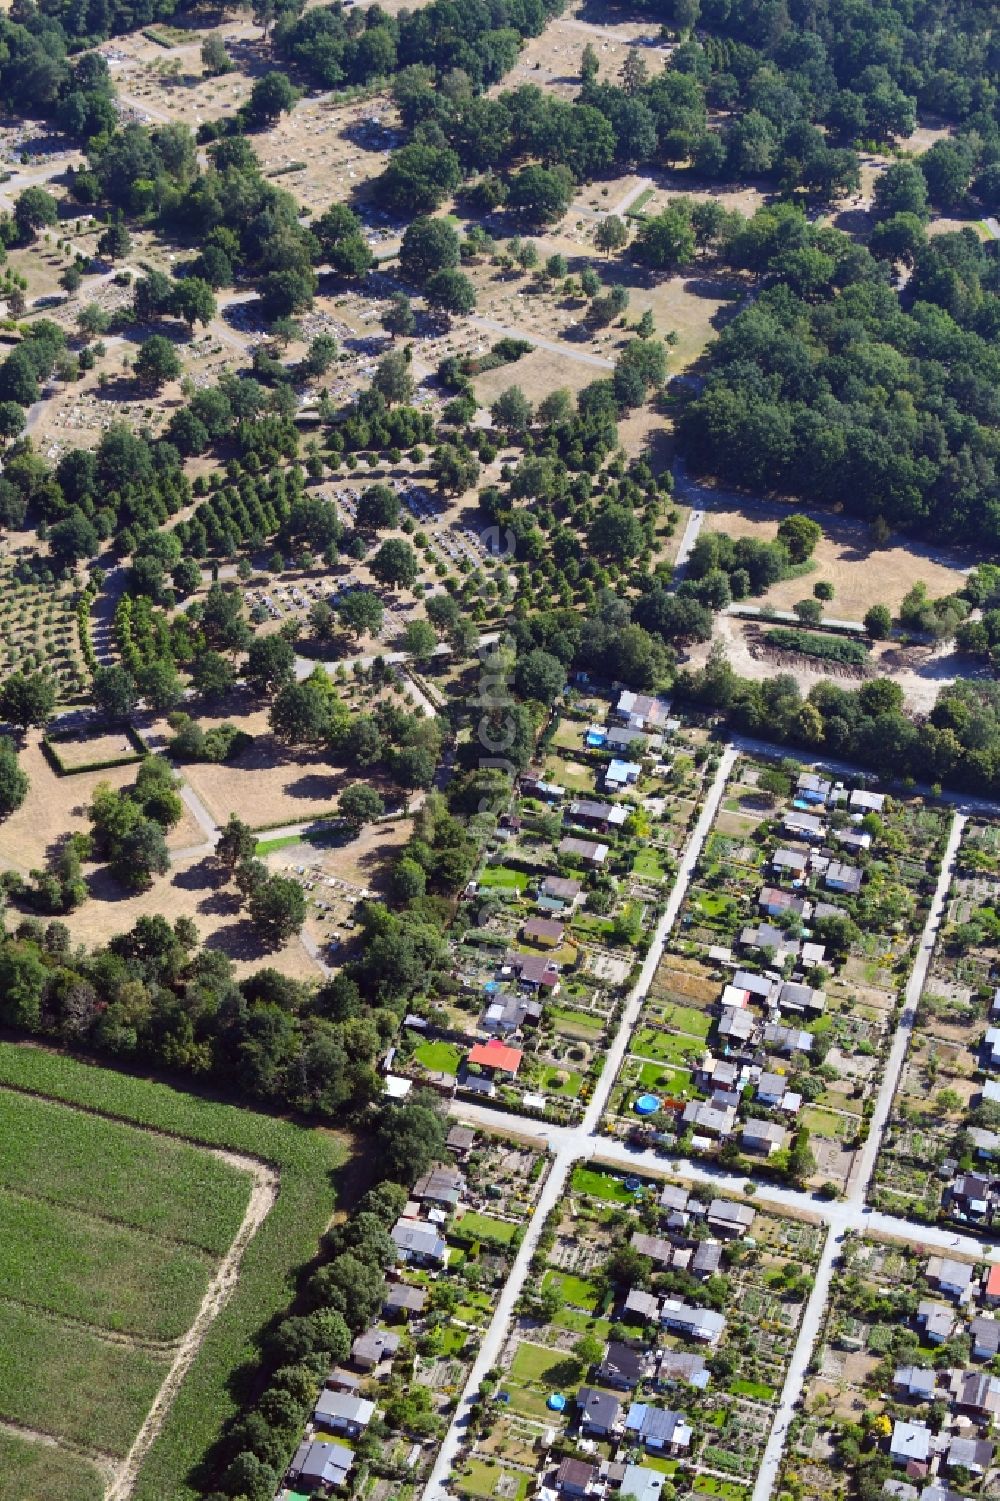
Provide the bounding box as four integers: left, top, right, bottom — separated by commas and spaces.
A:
422, 750, 993, 1501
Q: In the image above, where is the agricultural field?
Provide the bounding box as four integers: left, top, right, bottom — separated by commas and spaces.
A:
0, 1042, 344, 1501
456, 1164, 823, 1498
606, 754, 948, 1194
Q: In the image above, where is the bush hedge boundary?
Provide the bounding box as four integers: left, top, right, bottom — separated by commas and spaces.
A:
41, 723, 147, 777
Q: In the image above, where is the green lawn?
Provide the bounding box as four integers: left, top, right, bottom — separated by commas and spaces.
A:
571, 1165, 638, 1202
542, 1269, 601, 1311
538, 1064, 584, 1097
730, 1378, 776, 1401
694, 890, 736, 918
633, 848, 666, 879
694, 1479, 749, 1498
452, 1211, 518, 1245
631, 1060, 696, 1095
509, 1341, 579, 1385
633, 1030, 706, 1066
413, 1039, 463, 1075
657, 1003, 712, 1038
550, 1006, 605, 1038
800, 1105, 859, 1141
457, 1460, 529, 1500
477, 866, 529, 891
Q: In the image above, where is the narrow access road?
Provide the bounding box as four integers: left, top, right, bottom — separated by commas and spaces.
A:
583, 744, 738, 1133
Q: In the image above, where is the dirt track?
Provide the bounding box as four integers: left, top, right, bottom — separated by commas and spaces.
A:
104, 1149, 278, 1501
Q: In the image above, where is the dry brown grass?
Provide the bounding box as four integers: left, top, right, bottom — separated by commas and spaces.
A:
0, 733, 203, 875
701, 504, 968, 617
57, 850, 321, 980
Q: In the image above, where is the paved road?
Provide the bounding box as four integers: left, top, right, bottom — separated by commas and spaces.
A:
671, 505, 705, 578
423, 735, 995, 1501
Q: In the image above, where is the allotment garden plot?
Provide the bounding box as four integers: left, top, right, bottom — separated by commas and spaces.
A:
454, 1164, 823, 1500
875, 815, 1000, 1230
779, 1235, 998, 1501
0, 1084, 254, 1493
607, 754, 948, 1194
395, 695, 715, 1122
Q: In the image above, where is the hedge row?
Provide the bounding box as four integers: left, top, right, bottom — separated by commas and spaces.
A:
762, 627, 870, 667
41, 723, 146, 777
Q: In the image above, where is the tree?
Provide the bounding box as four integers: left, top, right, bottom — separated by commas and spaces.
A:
370, 539, 419, 592
777, 513, 821, 563
112, 816, 170, 889
190, 647, 235, 699
864, 603, 892, 639
614, 338, 668, 407
401, 619, 437, 661
93, 665, 138, 722
399, 217, 460, 287
97, 219, 131, 263
269, 678, 345, 745
244, 635, 296, 695
589, 503, 644, 561
216, 813, 256, 875
201, 33, 233, 74
356, 485, 400, 532
0, 402, 24, 445
515, 649, 564, 703
635, 206, 696, 271
313, 203, 373, 279
245, 71, 297, 126
14, 187, 57, 241
339, 783, 385, 832
431, 443, 479, 495
382, 293, 415, 339
248, 875, 307, 944
375, 143, 460, 215
620, 48, 648, 94
594, 215, 628, 256
507, 165, 575, 226
424, 268, 476, 318
793, 597, 823, 624
336, 589, 384, 639
485, 385, 532, 438
873, 160, 929, 219
0, 670, 56, 729
49, 508, 99, 568
77, 303, 110, 342
372, 348, 414, 406
134, 334, 181, 390
170, 278, 217, 331
373, 1096, 446, 1183
0, 738, 28, 817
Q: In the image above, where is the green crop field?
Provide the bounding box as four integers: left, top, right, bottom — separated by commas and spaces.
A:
0, 1043, 346, 1501
0, 1432, 104, 1501
0, 1190, 212, 1338
0, 1088, 250, 1254
0, 1300, 168, 1453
